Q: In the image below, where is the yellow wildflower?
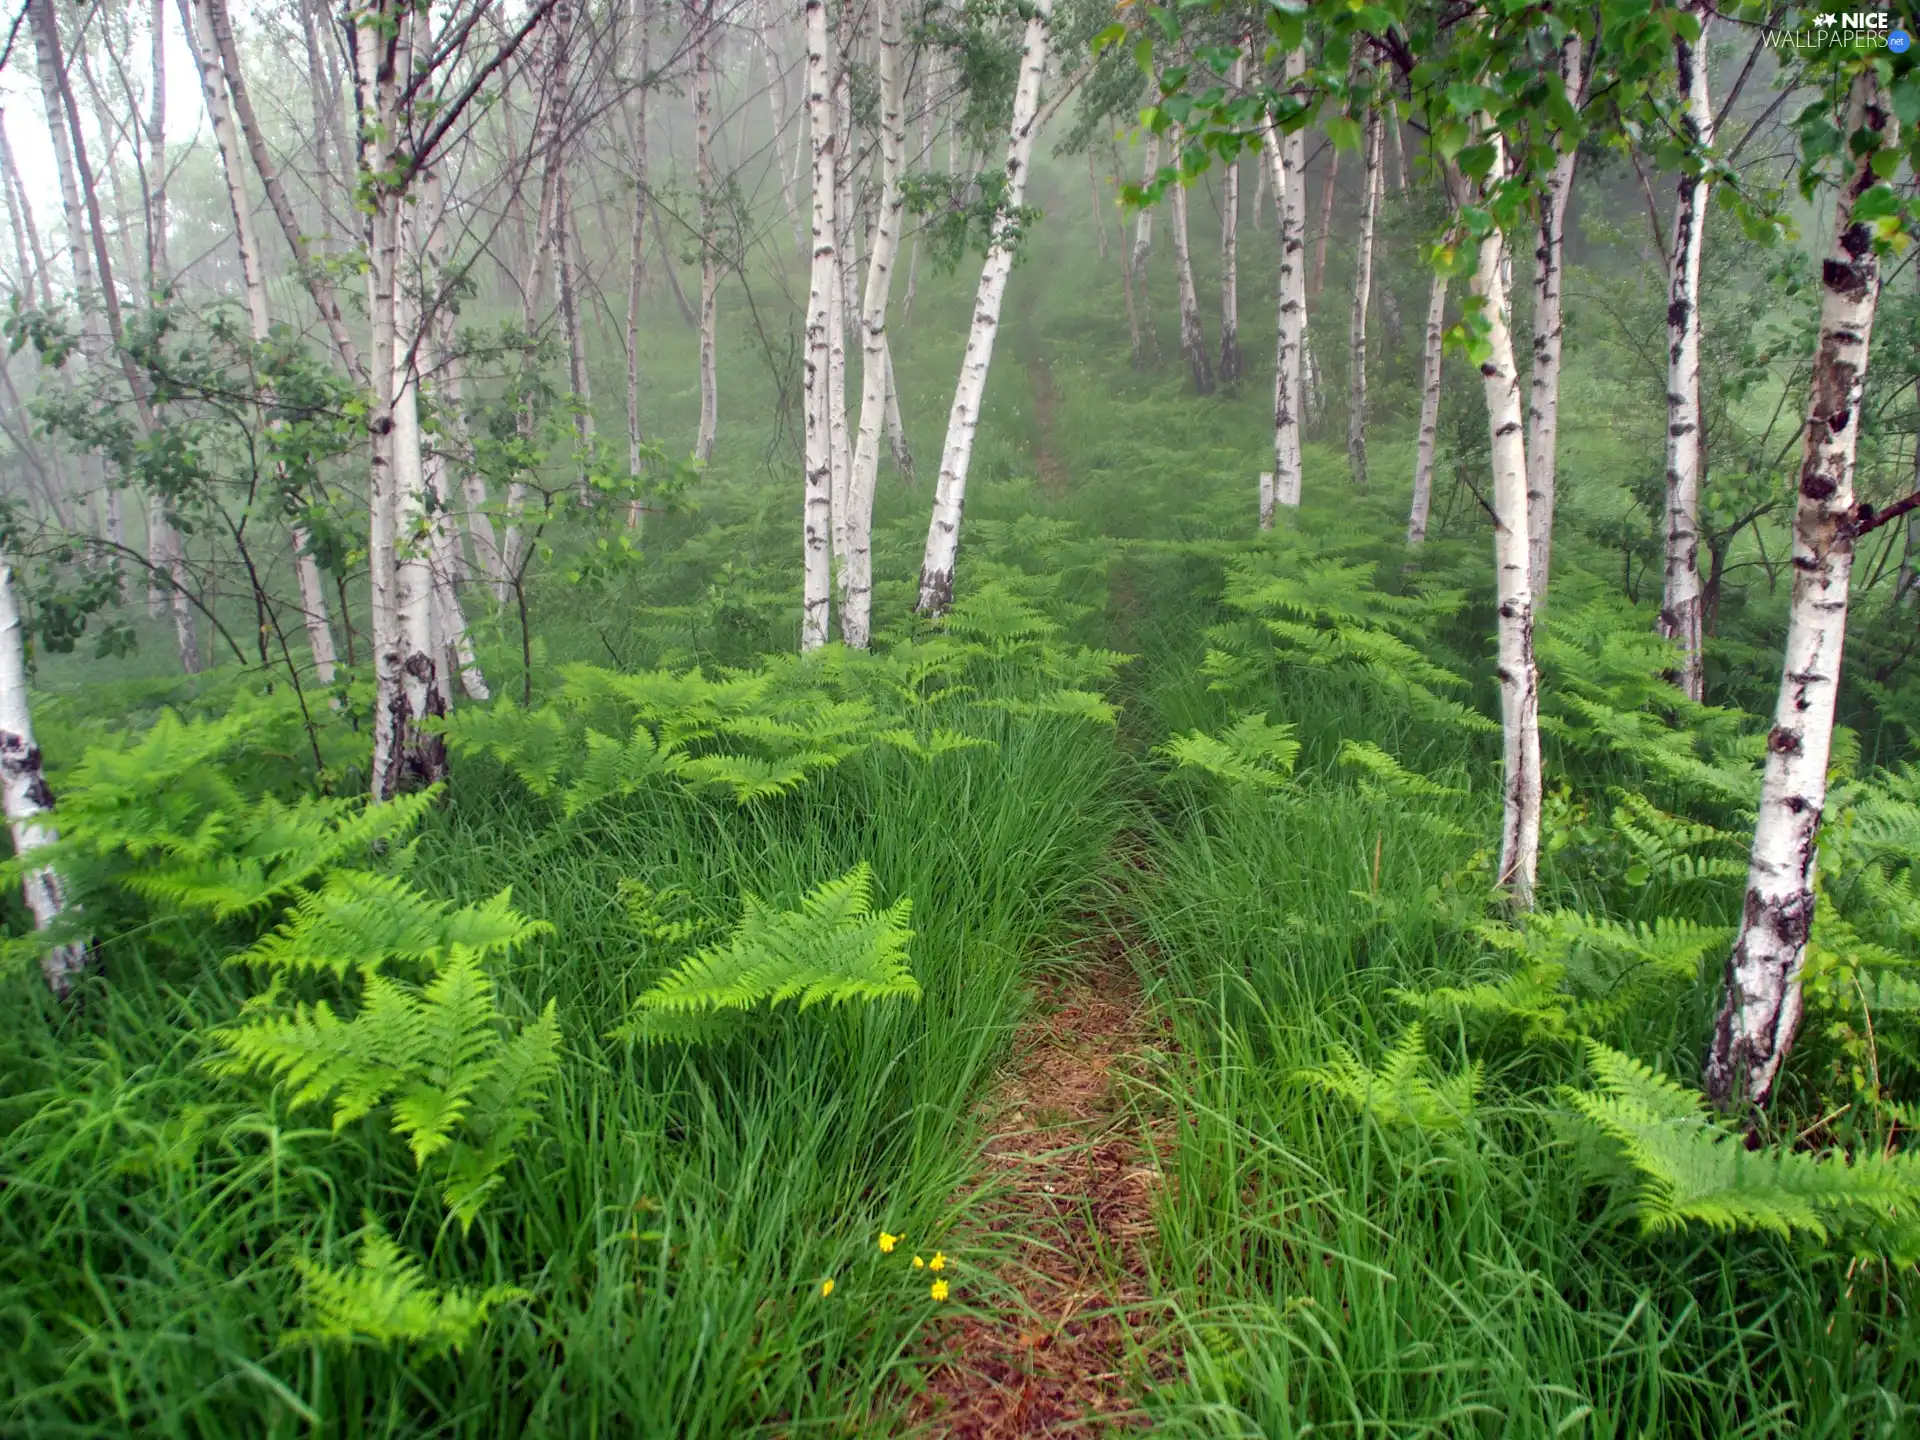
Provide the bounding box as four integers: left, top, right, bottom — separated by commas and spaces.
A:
878, 1232, 900, 1254
911, 1255, 925, 1269
929, 1252, 947, 1273
819, 1278, 835, 1298
930, 1279, 950, 1302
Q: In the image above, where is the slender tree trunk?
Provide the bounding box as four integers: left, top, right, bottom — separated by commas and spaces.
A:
185, 0, 339, 686
625, 0, 652, 527
915, 0, 1052, 616
1525, 32, 1586, 607
842, 0, 904, 647
1309, 141, 1339, 296
1261, 47, 1307, 522
1089, 152, 1109, 262
1168, 126, 1214, 395
1471, 138, 1541, 909
1217, 51, 1243, 390
0, 558, 87, 995
693, 0, 719, 462
800, 0, 837, 649
1129, 133, 1160, 366
1407, 268, 1448, 547
1704, 76, 1895, 1109
1659, 17, 1713, 702
1347, 103, 1382, 491
553, 170, 596, 494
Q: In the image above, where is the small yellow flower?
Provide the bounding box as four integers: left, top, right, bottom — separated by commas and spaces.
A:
878, 1232, 900, 1254
929, 1252, 947, 1273
930, 1279, 950, 1302
911, 1255, 925, 1269
818, 1278, 835, 1298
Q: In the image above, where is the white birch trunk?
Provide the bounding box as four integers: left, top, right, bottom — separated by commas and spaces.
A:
1659, 17, 1713, 702
1168, 125, 1214, 395
625, 0, 651, 528
694, 0, 719, 463
915, 0, 1052, 615
1471, 138, 1541, 909
800, 0, 837, 650
1704, 76, 1895, 1108
1347, 104, 1382, 491
842, 0, 905, 648
1261, 49, 1307, 522
1129, 133, 1160, 366
0, 558, 87, 996
1218, 49, 1243, 389
1407, 268, 1448, 547
1525, 32, 1586, 606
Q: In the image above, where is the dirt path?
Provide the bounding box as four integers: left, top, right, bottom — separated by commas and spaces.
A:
908, 919, 1168, 1436
1029, 356, 1069, 498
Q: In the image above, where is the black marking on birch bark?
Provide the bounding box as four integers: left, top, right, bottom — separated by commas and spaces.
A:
397, 651, 449, 790
918, 566, 953, 616
1801, 470, 1837, 501
1766, 724, 1801, 755
1839, 221, 1872, 258
1479, 362, 1498, 378
0, 729, 55, 809
1666, 297, 1691, 331
1828, 407, 1850, 434
1822, 256, 1868, 298
1496, 421, 1520, 438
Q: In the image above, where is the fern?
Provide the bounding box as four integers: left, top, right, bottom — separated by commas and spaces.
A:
874, 727, 996, 762
234, 873, 547, 980
615, 864, 918, 1044
1338, 740, 1463, 798
1564, 1043, 1920, 1258
292, 1225, 529, 1353
1158, 713, 1300, 790
1297, 1024, 1481, 1130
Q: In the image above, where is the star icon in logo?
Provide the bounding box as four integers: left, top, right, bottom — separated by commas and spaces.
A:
1814, 11, 1837, 24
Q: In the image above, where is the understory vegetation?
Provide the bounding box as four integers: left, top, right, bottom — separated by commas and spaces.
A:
2, 1, 1919, 1435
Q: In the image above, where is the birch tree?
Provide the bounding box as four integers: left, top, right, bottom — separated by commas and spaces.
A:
0, 558, 87, 997
1259, 46, 1307, 526
800, 0, 837, 649
1657, 13, 1713, 702
1217, 45, 1244, 389
1128, 132, 1160, 365
1168, 124, 1214, 394
1704, 73, 1898, 1109
1406, 266, 1447, 547
843, 0, 906, 648
692, 0, 720, 462
1523, 31, 1585, 601
916, 0, 1053, 616
1347, 100, 1382, 491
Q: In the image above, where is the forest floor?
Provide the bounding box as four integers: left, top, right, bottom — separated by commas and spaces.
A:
910, 871, 1171, 1436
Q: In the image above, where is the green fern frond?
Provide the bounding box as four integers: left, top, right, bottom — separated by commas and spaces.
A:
974, 688, 1119, 727
1297, 1023, 1480, 1130
874, 727, 996, 762
614, 864, 918, 1044
234, 873, 547, 979
673, 750, 846, 803
1338, 740, 1463, 797
291, 1226, 529, 1354
1158, 713, 1299, 791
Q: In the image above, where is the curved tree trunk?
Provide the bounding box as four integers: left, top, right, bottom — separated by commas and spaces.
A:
843, 0, 905, 648
1407, 268, 1448, 548
1526, 32, 1586, 607
1704, 76, 1895, 1109
1347, 103, 1382, 492
915, 0, 1052, 616
1659, 16, 1714, 702
799, 0, 838, 650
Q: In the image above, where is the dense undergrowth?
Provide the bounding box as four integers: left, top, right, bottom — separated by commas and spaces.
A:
5, 148, 1920, 1438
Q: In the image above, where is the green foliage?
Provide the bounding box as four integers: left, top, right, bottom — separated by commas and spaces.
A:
1297, 1023, 1481, 1130
1565, 1044, 1920, 1259
614, 865, 918, 1045
292, 1225, 530, 1353
1157, 712, 1300, 790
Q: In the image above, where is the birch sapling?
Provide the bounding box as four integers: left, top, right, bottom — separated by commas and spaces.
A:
1704, 74, 1896, 1109
1659, 13, 1714, 701
916, 0, 1053, 616
0, 559, 87, 996
1524, 31, 1585, 601
843, 0, 906, 648
800, 0, 837, 650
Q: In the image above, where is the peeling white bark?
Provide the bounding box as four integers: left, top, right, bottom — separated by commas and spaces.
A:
1471, 139, 1541, 909
843, 0, 905, 649
1705, 76, 1895, 1109
0, 558, 86, 996
1524, 32, 1585, 602
1659, 16, 1713, 702
915, 0, 1052, 616
1261, 50, 1307, 523
1408, 268, 1448, 547
800, 0, 837, 650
